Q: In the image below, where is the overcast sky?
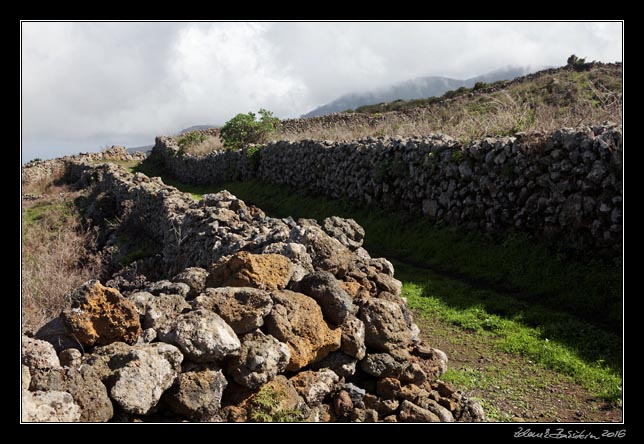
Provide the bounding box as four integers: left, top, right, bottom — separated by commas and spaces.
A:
21, 21, 622, 161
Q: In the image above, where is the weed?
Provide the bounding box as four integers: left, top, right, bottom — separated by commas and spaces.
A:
249, 386, 303, 422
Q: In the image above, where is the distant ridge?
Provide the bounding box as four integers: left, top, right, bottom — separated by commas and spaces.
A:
302, 66, 537, 118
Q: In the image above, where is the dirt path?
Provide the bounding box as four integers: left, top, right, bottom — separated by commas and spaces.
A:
414, 313, 622, 422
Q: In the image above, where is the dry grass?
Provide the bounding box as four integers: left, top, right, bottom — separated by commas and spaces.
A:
21, 180, 101, 332
181, 134, 226, 156
274, 90, 622, 144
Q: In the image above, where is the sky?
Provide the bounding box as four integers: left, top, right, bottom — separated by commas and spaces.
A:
21, 21, 623, 162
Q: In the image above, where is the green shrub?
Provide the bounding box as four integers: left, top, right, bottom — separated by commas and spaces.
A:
473, 81, 487, 91
220, 109, 280, 150
176, 132, 207, 156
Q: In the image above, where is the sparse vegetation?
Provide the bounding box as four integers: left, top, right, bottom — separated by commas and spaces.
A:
248, 385, 303, 422
220, 109, 281, 150
22, 180, 100, 332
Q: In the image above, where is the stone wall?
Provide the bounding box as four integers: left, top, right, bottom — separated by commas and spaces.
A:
22, 146, 147, 185
152, 124, 623, 261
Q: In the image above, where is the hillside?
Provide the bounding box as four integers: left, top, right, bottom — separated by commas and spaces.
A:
271, 62, 622, 144
302, 66, 535, 118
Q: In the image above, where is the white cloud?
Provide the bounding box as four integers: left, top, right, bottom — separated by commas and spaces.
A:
21, 21, 622, 161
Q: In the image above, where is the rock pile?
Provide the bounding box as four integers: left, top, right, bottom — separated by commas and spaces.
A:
22, 162, 484, 423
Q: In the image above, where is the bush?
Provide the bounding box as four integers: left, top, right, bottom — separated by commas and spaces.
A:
567, 54, 593, 72
473, 81, 487, 91
176, 132, 207, 156
220, 109, 280, 150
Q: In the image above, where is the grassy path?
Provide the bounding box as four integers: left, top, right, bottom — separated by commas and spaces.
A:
130, 161, 623, 421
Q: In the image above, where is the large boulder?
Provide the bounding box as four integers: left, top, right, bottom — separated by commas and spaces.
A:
358, 298, 413, 353
265, 290, 342, 371
228, 330, 291, 389
166, 309, 240, 363
293, 271, 354, 325
28, 365, 113, 422
164, 365, 228, 421
22, 390, 81, 422
22, 336, 60, 369
292, 223, 353, 275
61, 280, 141, 346
206, 252, 294, 291
83, 342, 183, 416
192, 287, 272, 335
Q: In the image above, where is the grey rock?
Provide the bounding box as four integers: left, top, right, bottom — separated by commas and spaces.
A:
294, 271, 355, 324
321, 216, 365, 251
29, 365, 114, 422
22, 336, 60, 370
311, 352, 357, 378
358, 298, 413, 353
109, 346, 181, 415
167, 309, 240, 362
360, 353, 404, 378
144, 294, 190, 337
22, 390, 81, 422
126, 291, 154, 317
228, 330, 291, 389
290, 369, 340, 406
164, 365, 228, 420
172, 267, 209, 298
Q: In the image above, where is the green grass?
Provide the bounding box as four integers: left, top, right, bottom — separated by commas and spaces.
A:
398, 264, 621, 402
23, 200, 75, 228
131, 163, 622, 403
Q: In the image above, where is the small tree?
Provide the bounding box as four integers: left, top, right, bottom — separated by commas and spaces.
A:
566, 54, 592, 71
220, 109, 280, 150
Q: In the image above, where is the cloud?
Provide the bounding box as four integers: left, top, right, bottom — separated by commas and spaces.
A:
21, 21, 622, 161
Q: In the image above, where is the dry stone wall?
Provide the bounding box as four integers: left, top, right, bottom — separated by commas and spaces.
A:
153, 125, 623, 261
22, 146, 146, 185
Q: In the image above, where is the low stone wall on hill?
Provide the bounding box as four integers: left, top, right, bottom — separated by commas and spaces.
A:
152, 124, 623, 261
22, 146, 147, 185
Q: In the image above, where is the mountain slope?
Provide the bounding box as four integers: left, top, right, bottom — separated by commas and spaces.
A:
302, 66, 535, 118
